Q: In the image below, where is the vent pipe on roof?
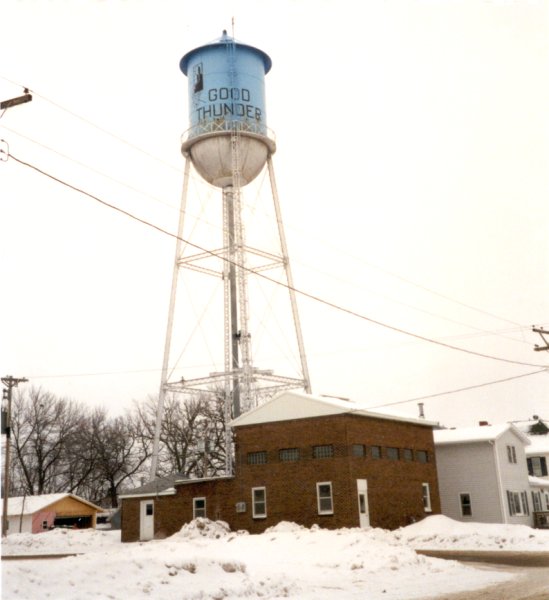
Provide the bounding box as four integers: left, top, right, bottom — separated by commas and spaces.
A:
418, 402, 425, 419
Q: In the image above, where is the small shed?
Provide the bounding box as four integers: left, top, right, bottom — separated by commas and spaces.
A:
2, 493, 102, 535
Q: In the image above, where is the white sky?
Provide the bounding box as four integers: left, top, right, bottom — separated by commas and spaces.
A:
1, 0, 548, 428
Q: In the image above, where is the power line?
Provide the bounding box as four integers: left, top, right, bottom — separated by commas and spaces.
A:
367, 368, 548, 410
0, 75, 182, 173
5, 151, 548, 371
0, 77, 530, 341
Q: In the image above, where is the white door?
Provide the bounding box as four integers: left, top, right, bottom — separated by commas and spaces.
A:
140, 500, 154, 541
357, 479, 370, 527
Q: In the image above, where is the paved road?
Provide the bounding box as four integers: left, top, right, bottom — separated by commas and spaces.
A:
417, 550, 549, 567
419, 552, 549, 600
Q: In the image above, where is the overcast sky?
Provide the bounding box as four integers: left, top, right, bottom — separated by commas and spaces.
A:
1, 0, 548, 428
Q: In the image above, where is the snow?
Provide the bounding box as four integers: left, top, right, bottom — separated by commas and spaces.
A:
433, 423, 527, 445
3, 517, 548, 599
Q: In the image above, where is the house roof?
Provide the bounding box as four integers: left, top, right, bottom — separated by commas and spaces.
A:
525, 434, 549, 456
1, 493, 102, 517
434, 423, 531, 446
529, 475, 549, 489
230, 390, 439, 428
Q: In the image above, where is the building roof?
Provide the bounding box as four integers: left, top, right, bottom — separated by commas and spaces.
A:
119, 473, 185, 499
434, 423, 530, 446
1, 493, 102, 517
525, 434, 549, 456
230, 390, 439, 428
529, 475, 549, 489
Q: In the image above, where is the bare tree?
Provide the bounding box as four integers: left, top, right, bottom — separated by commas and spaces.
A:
134, 392, 230, 479
90, 412, 151, 508
10, 388, 86, 495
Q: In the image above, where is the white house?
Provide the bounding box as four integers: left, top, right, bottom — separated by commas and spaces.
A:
434, 423, 532, 526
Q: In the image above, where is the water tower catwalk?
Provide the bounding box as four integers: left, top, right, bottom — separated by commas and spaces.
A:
151, 31, 311, 477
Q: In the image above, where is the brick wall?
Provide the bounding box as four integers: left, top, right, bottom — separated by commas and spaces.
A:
121, 413, 440, 541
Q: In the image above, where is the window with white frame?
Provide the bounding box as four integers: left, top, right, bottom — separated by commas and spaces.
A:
527, 456, 548, 477
422, 483, 432, 512
193, 497, 206, 518
317, 482, 334, 515
507, 491, 529, 516
459, 493, 472, 516
521, 491, 530, 515
532, 491, 542, 512
252, 487, 266, 518
506, 445, 517, 464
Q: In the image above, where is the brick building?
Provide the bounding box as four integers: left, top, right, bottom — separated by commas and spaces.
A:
121, 392, 440, 542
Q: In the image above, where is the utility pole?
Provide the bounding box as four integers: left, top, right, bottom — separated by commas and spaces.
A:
532, 326, 549, 352
1, 375, 28, 537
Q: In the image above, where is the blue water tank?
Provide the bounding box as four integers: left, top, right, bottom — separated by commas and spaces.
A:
180, 31, 276, 188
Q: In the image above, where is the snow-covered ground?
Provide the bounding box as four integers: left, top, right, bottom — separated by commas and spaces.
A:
2, 517, 548, 600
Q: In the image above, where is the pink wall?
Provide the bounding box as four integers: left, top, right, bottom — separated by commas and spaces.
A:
32, 510, 55, 533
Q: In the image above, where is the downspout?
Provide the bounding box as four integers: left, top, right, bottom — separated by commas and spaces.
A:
490, 440, 507, 523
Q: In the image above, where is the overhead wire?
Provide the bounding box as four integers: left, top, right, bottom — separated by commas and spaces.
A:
5, 150, 547, 371
366, 368, 548, 410
1, 76, 530, 344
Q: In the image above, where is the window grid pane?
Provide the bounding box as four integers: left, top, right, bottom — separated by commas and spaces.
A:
279, 448, 300, 462
247, 451, 267, 465
313, 445, 334, 459
317, 482, 333, 514
371, 446, 381, 459
352, 444, 365, 457
386, 447, 399, 460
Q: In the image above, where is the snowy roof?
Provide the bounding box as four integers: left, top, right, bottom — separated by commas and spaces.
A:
525, 434, 549, 456
230, 390, 439, 428
529, 475, 549, 489
1, 493, 102, 516
434, 423, 530, 446
119, 473, 185, 498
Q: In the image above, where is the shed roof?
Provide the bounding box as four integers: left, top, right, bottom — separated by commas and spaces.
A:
119, 473, 185, 499
1, 493, 102, 517
434, 423, 530, 446
230, 390, 439, 428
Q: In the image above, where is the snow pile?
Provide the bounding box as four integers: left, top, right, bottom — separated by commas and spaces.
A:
2, 518, 520, 600
1, 527, 120, 556
170, 517, 234, 540
398, 515, 549, 551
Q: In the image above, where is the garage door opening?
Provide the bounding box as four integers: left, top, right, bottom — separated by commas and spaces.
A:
54, 515, 92, 529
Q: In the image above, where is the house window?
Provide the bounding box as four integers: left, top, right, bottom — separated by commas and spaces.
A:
252, 487, 267, 519
371, 445, 381, 459
416, 450, 428, 463
247, 451, 267, 465
352, 444, 365, 457
146, 503, 154, 516
42, 520, 49, 530
193, 497, 206, 518
422, 483, 432, 512
279, 448, 300, 462
460, 493, 472, 516
506, 445, 517, 464
403, 448, 413, 461
386, 447, 399, 461
521, 491, 530, 516
313, 445, 334, 459
527, 456, 548, 477
532, 491, 542, 512
317, 482, 334, 515
507, 491, 528, 516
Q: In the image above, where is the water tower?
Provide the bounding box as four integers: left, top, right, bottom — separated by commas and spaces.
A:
150, 31, 311, 477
